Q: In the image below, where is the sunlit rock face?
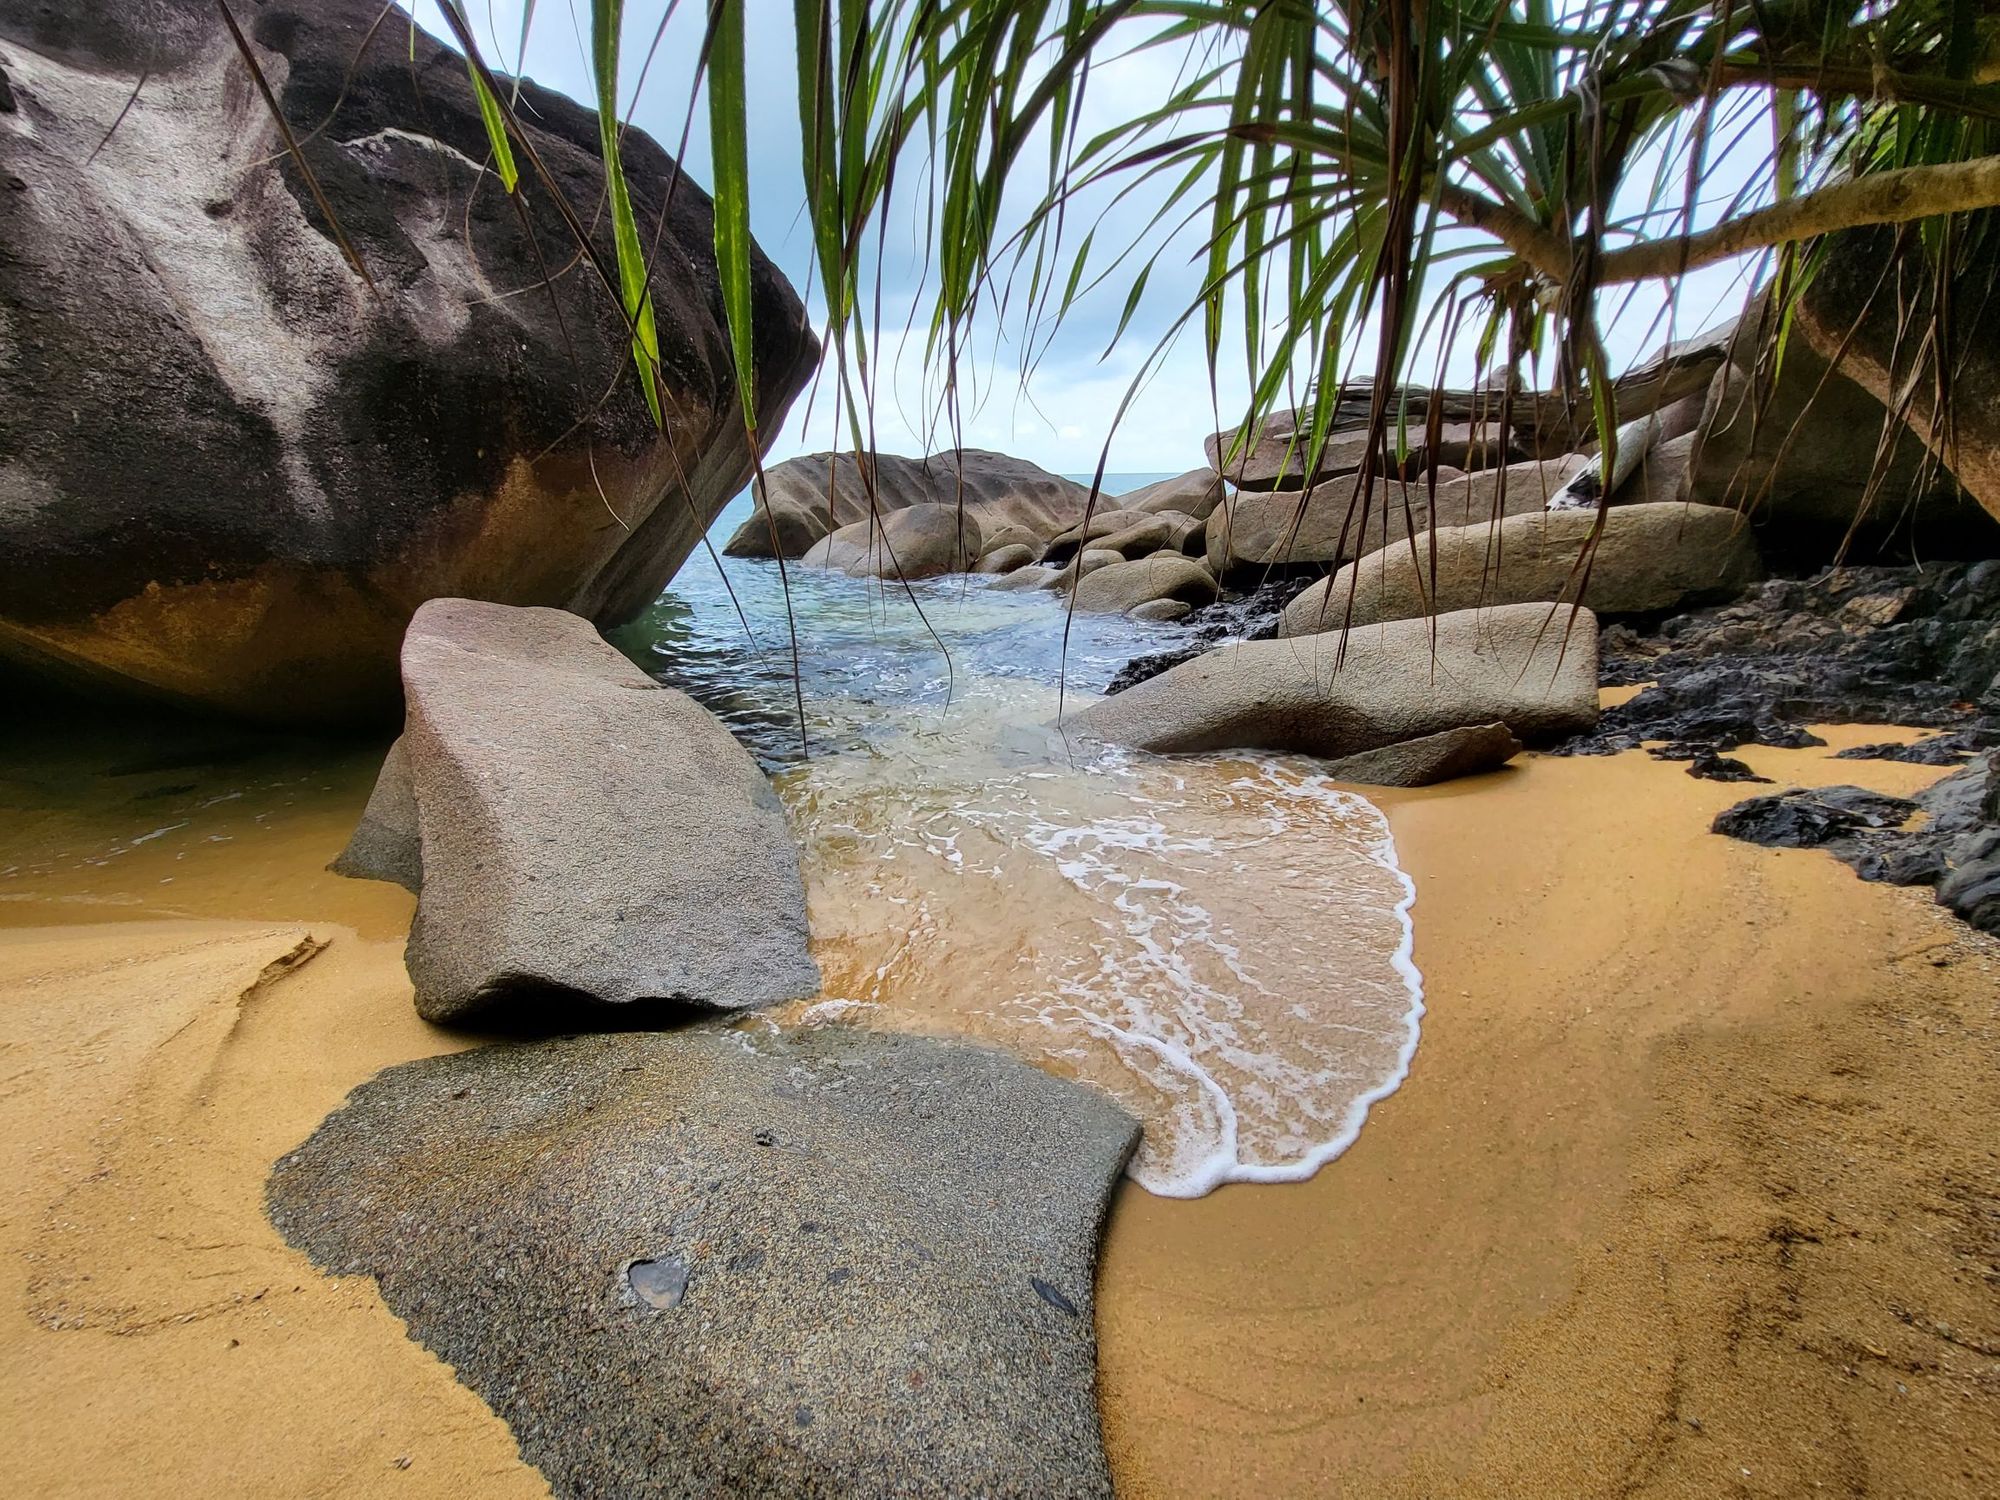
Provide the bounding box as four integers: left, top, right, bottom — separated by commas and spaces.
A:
0, 0, 816, 724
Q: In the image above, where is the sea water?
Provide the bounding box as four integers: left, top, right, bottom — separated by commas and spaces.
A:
616, 481, 1426, 1198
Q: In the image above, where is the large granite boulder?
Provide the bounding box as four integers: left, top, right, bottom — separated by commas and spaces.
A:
724, 450, 1090, 559
268, 1023, 1139, 1499
374, 599, 819, 1023
800, 505, 983, 579
0, 0, 815, 725
1062, 603, 1600, 757
1279, 502, 1760, 636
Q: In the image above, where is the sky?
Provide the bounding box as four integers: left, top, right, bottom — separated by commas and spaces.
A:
403, 2, 1774, 474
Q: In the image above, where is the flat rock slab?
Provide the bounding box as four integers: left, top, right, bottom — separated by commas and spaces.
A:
268, 1024, 1139, 1499
1062, 603, 1600, 758
398, 599, 818, 1023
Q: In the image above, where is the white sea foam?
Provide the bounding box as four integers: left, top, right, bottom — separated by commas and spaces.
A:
789, 702, 1427, 1199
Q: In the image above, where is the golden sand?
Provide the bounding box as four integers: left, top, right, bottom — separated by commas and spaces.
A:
2, 714, 1994, 1497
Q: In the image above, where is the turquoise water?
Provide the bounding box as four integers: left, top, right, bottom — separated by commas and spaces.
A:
613, 475, 1186, 765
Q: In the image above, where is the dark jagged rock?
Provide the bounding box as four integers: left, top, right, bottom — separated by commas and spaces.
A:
1712, 754, 2000, 935
1679, 749, 1771, 783
0, 0, 815, 723
1102, 577, 1314, 694
1557, 561, 2000, 758
268, 1024, 1139, 1500
1711, 786, 1917, 849
1833, 732, 1986, 766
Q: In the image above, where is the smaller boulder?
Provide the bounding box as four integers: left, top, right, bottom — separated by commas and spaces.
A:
1321, 723, 1522, 787
975, 544, 1038, 575
1071, 555, 1219, 615
988, 564, 1063, 593
802, 504, 984, 578
1128, 599, 1193, 624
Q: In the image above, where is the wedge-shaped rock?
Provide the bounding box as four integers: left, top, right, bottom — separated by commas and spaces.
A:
1321, 723, 1522, 787
1279, 502, 1759, 637
329, 737, 421, 892
1063, 603, 1599, 757
396, 599, 817, 1023
269, 1024, 1139, 1500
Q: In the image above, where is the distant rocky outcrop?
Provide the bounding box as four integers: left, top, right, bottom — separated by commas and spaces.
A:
0, 0, 816, 724
1278, 503, 1761, 637
799, 504, 984, 580
338, 599, 818, 1024
269, 1023, 1139, 1500
725, 450, 1093, 559
1062, 603, 1599, 759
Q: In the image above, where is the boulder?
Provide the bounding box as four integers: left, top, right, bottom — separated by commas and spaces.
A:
1611, 431, 1696, 506
394, 599, 819, 1023
269, 1023, 1139, 1500
725, 450, 1090, 559
1061, 603, 1600, 757
1205, 468, 1554, 575
1095, 512, 1203, 560
329, 737, 420, 892
800, 505, 983, 579
1690, 287, 2000, 557
1040, 508, 1153, 565
1321, 723, 1523, 787
1070, 555, 1219, 615
1278, 503, 1761, 637
987, 564, 1063, 593
1115, 469, 1226, 519
973, 544, 1037, 575
978, 524, 1046, 559
0, 0, 815, 724
1128, 599, 1193, 623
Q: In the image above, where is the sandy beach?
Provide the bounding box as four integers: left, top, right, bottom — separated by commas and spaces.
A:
2, 716, 1994, 1498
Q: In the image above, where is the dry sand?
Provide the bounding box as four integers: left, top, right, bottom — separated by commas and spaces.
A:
2, 715, 1994, 1497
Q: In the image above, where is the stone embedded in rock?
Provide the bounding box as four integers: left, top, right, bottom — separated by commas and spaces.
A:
395, 598, 818, 1023
267, 1023, 1140, 1500
725, 450, 1091, 559
1062, 603, 1600, 757
0, 0, 816, 724
1070, 555, 1219, 615
1321, 723, 1523, 787
1278, 503, 1761, 637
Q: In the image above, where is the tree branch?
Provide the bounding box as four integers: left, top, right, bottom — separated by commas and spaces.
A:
1434, 179, 1571, 277
1592, 155, 2000, 282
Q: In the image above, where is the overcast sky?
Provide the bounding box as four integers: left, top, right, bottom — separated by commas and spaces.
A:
405, 2, 1769, 474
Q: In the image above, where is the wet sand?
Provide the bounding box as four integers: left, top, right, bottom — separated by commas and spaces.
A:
2, 715, 1995, 1496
